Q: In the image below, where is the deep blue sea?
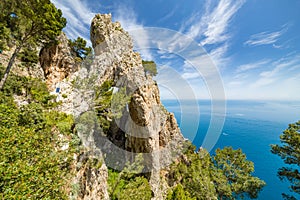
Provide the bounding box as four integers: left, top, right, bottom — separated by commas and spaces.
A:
162, 100, 300, 200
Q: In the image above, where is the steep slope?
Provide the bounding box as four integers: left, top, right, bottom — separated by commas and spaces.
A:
89, 13, 186, 199
40, 13, 187, 199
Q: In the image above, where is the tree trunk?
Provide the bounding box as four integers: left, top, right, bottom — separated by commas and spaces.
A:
0, 45, 22, 90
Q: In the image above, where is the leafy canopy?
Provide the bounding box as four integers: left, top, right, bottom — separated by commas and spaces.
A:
69, 37, 92, 61
142, 60, 158, 76
271, 121, 300, 200
0, 0, 66, 48
107, 154, 152, 200
0, 70, 77, 199
212, 147, 266, 200
169, 144, 265, 200
168, 145, 218, 200
0, 0, 66, 89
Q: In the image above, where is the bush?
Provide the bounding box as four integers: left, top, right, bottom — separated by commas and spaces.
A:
142, 60, 157, 76
0, 77, 77, 199
107, 154, 152, 200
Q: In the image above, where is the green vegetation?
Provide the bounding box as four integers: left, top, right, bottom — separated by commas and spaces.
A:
18, 47, 39, 68
0, 0, 66, 89
111, 87, 131, 119
0, 69, 78, 199
142, 60, 158, 76
271, 121, 300, 200
68, 37, 92, 61
213, 147, 266, 199
166, 184, 195, 200
168, 145, 218, 199
168, 144, 265, 200
92, 80, 130, 132
107, 154, 152, 200
94, 80, 114, 132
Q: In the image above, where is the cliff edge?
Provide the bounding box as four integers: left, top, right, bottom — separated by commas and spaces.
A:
40, 13, 187, 200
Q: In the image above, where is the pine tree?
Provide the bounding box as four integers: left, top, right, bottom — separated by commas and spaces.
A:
271, 121, 300, 199
0, 0, 66, 89
68, 37, 92, 61
212, 147, 266, 199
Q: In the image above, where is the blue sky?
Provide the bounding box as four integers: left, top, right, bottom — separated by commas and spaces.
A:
52, 0, 300, 100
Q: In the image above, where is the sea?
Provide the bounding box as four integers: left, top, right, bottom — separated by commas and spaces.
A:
162, 99, 300, 200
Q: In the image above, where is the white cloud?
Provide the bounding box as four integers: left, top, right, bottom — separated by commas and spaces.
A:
250, 55, 300, 92
182, 72, 201, 80
200, 0, 245, 46
51, 0, 95, 46
236, 59, 270, 73
157, 5, 179, 23
113, 5, 153, 61
182, 0, 245, 45
225, 53, 300, 100
178, 0, 245, 72
251, 55, 300, 88
209, 43, 230, 68
244, 25, 288, 46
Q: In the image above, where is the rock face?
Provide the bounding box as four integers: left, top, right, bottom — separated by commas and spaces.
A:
39, 33, 76, 91
89, 14, 185, 199
40, 13, 186, 200
72, 151, 110, 200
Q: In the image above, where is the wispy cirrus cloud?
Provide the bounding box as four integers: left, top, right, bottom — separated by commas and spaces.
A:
250, 54, 300, 88
226, 53, 300, 100
180, 0, 245, 68
51, 0, 95, 46
182, 0, 245, 45
113, 4, 154, 61
200, 0, 245, 46
236, 59, 270, 73
244, 25, 288, 46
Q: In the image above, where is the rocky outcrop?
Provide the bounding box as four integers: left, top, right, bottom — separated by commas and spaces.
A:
40, 13, 187, 200
88, 14, 185, 199
71, 151, 109, 200
39, 33, 76, 91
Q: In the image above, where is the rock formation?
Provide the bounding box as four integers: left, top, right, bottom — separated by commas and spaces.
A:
71, 151, 109, 200
90, 13, 186, 199
39, 33, 76, 91
40, 13, 187, 200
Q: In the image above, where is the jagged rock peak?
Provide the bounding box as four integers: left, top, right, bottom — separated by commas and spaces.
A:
89, 13, 146, 92
91, 13, 133, 56
87, 13, 186, 199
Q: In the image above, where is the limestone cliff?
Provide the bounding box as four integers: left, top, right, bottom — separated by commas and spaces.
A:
91, 13, 186, 199
41, 13, 187, 200
39, 33, 77, 91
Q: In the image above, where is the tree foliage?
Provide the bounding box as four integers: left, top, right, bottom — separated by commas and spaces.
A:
94, 80, 114, 132
142, 60, 158, 76
93, 80, 131, 132
166, 184, 196, 200
212, 147, 266, 200
18, 46, 39, 67
69, 37, 92, 61
169, 145, 218, 200
169, 144, 265, 200
271, 121, 300, 199
108, 154, 152, 200
0, 0, 66, 89
0, 73, 77, 199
